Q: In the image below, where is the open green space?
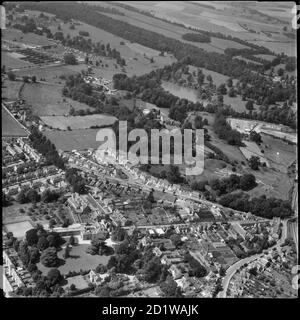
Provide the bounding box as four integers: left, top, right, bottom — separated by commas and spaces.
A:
37, 244, 110, 275
2, 79, 23, 101
44, 129, 102, 151
40, 114, 117, 130
2, 105, 29, 137
22, 82, 93, 116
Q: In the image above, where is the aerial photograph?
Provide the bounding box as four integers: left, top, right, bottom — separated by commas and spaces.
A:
1, 1, 298, 300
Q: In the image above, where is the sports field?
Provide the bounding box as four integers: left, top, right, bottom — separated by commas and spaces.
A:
44, 129, 103, 151
40, 114, 117, 130
4, 220, 35, 239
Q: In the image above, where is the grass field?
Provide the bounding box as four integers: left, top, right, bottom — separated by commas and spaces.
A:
120, 1, 295, 56
2, 28, 55, 46
2, 80, 23, 101
261, 134, 296, 173
14, 64, 79, 84
2, 105, 29, 137
239, 141, 269, 166
37, 244, 110, 275
47, 19, 175, 77
44, 129, 102, 151
4, 220, 35, 239
254, 54, 276, 61
22, 82, 93, 116
224, 95, 260, 113
1, 51, 33, 70
245, 167, 294, 200
234, 56, 263, 65
100, 7, 250, 54
187, 158, 229, 184
2, 203, 32, 224
40, 114, 117, 130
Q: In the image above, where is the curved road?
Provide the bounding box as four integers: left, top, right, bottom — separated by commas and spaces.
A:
218, 219, 288, 298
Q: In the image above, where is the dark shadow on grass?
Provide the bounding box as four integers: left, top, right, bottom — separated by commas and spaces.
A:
57, 258, 66, 267
68, 255, 81, 259
59, 277, 68, 286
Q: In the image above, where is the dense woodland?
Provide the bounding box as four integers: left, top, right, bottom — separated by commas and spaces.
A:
29, 127, 65, 169
182, 33, 211, 43
113, 63, 296, 128
19, 2, 275, 77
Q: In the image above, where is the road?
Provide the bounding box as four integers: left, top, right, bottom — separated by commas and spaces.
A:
218, 218, 289, 298
71, 158, 259, 219
218, 252, 263, 298
287, 219, 298, 253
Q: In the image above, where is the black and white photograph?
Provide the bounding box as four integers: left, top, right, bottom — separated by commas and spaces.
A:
1, 0, 298, 304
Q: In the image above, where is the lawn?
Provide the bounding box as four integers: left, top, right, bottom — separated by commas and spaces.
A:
22, 82, 93, 116
2, 106, 29, 137
223, 94, 259, 113
4, 220, 35, 239
2, 203, 32, 224
40, 114, 117, 130
44, 129, 103, 151
37, 244, 110, 275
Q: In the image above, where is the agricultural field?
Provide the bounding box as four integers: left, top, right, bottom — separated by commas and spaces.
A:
21, 82, 93, 116
37, 244, 110, 275
44, 129, 102, 151
98, 3, 251, 54
2, 79, 23, 101
2, 105, 29, 137
247, 40, 296, 57
119, 1, 295, 55
40, 114, 117, 130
